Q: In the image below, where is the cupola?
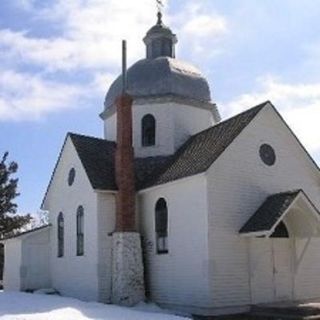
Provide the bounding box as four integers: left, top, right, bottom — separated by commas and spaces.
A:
101, 9, 221, 158
143, 11, 177, 59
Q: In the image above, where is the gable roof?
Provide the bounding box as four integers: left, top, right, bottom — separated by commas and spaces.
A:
239, 189, 320, 237
69, 101, 268, 192
44, 99, 320, 199
239, 190, 301, 235
69, 133, 117, 190
70, 133, 172, 191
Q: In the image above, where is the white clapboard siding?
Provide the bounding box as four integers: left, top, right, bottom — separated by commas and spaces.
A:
45, 137, 99, 302
138, 174, 212, 312
96, 192, 116, 303
104, 102, 215, 158
206, 104, 320, 308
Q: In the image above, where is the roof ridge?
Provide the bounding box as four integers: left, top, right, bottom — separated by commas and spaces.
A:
68, 132, 116, 145
140, 101, 271, 189
1, 224, 51, 241
268, 189, 302, 198
193, 100, 270, 138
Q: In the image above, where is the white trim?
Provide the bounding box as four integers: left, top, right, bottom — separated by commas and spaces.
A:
240, 231, 269, 237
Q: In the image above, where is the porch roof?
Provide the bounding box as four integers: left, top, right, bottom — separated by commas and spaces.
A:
0, 224, 51, 243
239, 190, 320, 237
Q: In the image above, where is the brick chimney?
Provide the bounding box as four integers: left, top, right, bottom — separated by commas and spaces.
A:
111, 40, 145, 307
115, 93, 135, 232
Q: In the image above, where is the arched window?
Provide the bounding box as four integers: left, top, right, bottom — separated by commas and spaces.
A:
155, 198, 168, 254
142, 114, 156, 146
57, 212, 64, 257
76, 206, 84, 256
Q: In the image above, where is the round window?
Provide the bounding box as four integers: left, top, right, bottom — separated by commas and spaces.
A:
68, 168, 76, 186
259, 144, 276, 166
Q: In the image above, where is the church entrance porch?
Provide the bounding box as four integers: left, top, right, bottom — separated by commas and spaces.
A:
240, 190, 320, 305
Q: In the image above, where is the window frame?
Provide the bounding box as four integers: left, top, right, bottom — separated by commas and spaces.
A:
68, 167, 76, 186
57, 212, 64, 258
141, 114, 156, 147
76, 206, 84, 256
259, 144, 276, 166
155, 198, 168, 254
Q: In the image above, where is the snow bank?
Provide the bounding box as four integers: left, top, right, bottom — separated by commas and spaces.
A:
0, 292, 189, 320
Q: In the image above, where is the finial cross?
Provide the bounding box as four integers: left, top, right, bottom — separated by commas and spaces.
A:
156, 0, 164, 12
156, 0, 164, 24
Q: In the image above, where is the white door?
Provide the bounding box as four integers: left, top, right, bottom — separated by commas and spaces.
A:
249, 238, 274, 304
272, 239, 293, 301
249, 238, 293, 304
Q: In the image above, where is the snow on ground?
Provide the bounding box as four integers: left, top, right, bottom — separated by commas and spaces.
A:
0, 291, 190, 320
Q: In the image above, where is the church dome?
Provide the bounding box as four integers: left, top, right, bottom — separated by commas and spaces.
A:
104, 57, 212, 110
103, 11, 212, 112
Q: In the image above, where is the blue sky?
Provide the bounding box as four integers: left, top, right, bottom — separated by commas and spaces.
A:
0, 0, 319, 215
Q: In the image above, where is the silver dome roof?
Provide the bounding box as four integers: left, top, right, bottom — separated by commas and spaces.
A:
104, 56, 212, 111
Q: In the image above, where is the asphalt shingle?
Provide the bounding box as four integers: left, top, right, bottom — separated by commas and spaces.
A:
239, 190, 301, 234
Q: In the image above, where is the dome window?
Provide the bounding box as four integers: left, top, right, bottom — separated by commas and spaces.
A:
142, 114, 156, 146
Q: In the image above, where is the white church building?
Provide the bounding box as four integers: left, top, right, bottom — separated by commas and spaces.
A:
2, 12, 320, 317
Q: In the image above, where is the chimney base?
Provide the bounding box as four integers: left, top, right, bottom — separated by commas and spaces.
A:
111, 232, 145, 306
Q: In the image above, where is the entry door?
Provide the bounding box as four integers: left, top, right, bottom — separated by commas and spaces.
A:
272, 239, 293, 301
249, 238, 293, 304
249, 238, 274, 304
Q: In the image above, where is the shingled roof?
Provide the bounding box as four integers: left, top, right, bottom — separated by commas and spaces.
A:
140, 101, 267, 188
70, 133, 172, 190
239, 190, 301, 235
69, 101, 268, 191
69, 134, 117, 190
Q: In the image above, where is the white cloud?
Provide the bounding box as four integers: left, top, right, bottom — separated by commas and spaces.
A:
0, 1, 229, 71
182, 13, 227, 38
0, 70, 85, 121
12, 0, 36, 11
221, 76, 320, 153
171, 3, 228, 59
0, 0, 164, 120
0, 0, 230, 122
0, 0, 157, 72
92, 72, 116, 95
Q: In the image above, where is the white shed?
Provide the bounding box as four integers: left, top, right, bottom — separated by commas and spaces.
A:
2, 225, 51, 292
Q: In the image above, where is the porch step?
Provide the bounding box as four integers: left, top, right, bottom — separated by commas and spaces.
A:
250, 304, 320, 320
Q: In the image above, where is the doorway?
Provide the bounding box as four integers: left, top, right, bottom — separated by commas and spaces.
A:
249, 236, 293, 304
